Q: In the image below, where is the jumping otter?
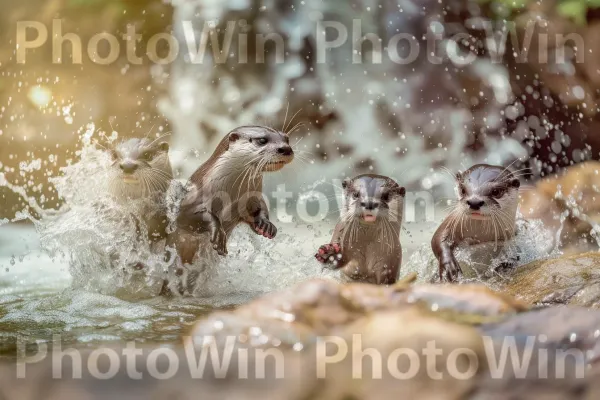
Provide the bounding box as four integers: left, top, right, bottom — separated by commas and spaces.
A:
431, 164, 521, 282
173, 125, 295, 265
315, 174, 406, 285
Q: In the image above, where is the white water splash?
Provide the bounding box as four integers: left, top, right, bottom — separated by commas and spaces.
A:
34, 142, 171, 298
402, 217, 560, 284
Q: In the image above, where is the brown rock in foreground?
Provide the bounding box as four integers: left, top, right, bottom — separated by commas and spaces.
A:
5, 278, 600, 399
186, 278, 526, 350
317, 308, 486, 399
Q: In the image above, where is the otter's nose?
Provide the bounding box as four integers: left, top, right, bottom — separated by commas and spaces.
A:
361, 201, 379, 211
467, 199, 485, 210
120, 162, 138, 174
277, 146, 293, 156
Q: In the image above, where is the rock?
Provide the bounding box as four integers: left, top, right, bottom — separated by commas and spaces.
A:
581, 23, 600, 91
535, 67, 597, 117
482, 307, 600, 352
520, 161, 600, 252
186, 279, 526, 350
501, 252, 600, 306
8, 281, 600, 399
318, 308, 486, 399
519, 22, 598, 117
407, 284, 526, 317
0, 347, 318, 400
473, 363, 599, 400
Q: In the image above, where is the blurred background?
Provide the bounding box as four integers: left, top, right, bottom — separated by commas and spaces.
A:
2, 0, 600, 219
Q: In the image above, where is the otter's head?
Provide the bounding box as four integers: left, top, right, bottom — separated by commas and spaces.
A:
455, 164, 520, 221
342, 174, 406, 225
109, 138, 173, 199
225, 126, 294, 172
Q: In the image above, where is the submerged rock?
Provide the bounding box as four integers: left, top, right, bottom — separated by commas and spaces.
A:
501, 252, 600, 307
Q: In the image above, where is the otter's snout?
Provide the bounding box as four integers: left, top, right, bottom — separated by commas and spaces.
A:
466, 199, 485, 210
361, 200, 379, 211
277, 145, 293, 156
120, 161, 139, 174
360, 200, 379, 223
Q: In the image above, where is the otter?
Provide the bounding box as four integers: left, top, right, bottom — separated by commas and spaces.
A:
315, 174, 406, 285
109, 137, 173, 243
172, 125, 295, 265
431, 164, 521, 282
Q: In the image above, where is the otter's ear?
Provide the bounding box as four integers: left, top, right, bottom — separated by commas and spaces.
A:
342, 178, 352, 190
391, 186, 406, 197
159, 142, 169, 152
511, 179, 520, 189
229, 132, 241, 142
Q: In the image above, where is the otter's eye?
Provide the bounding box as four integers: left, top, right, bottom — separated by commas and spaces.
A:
491, 188, 504, 198
141, 151, 153, 161
381, 192, 390, 202
459, 186, 467, 196
256, 138, 268, 146
110, 150, 118, 161
352, 192, 360, 200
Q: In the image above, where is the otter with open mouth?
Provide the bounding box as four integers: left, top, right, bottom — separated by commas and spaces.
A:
431, 164, 521, 282
315, 174, 405, 285
172, 125, 295, 266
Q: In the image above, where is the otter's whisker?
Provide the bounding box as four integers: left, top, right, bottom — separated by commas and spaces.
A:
146, 133, 172, 149
287, 122, 305, 136
284, 109, 302, 133
281, 101, 290, 132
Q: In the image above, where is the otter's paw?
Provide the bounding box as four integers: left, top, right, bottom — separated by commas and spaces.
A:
315, 243, 343, 266
210, 226, 228, 256
253, 217, 277, 239
439, 256, 462, 282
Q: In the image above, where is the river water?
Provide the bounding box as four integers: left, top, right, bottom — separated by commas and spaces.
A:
0, 213, 443, 359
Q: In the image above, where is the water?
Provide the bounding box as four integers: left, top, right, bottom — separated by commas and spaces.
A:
164, 0, 527, 184
1, 176, 557, 360
0, 131, 442, 358
0, 132, 342, 358
1, 215, 439, 357
0, 221, 348, 358
0, 225, 202, 356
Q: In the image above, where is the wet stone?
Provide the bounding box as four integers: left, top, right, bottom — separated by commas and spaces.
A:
187, 279, 526, 350
500, 252, 600, 307
519, 161, 600, 253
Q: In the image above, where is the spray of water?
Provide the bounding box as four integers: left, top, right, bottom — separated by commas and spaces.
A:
402, 215, 561, 285
5, 126, 338, 305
